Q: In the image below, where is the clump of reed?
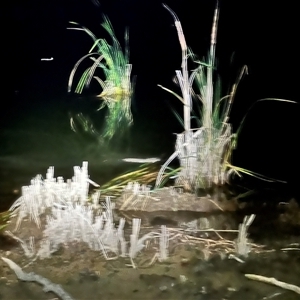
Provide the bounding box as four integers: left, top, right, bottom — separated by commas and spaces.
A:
68, 15, 135, 142
156, 2, 294, 193
156, 2, 238, 192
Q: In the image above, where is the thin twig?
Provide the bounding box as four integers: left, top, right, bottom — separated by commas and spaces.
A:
245, 274, 300, 295
2, 257, 74, 300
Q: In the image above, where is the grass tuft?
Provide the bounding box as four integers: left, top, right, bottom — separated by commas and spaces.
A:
68, 15, 135, 142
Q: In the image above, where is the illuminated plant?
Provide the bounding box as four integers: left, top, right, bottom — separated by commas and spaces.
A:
0, 211, 11, 233
68, 15, 134, 141
156, 2, 294, 192
157, 2, 235, 191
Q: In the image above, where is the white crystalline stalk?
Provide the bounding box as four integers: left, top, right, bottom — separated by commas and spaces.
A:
132, 182, 140, 195
9, 161, 97, 230
161, 4, 190, 132
99, 197, 118, 254
158, 127, 232, 191
124, 182, 151, 198
91, 190, 101, 209
159, 225, 169, 261
235, 214, 256, 257
101, 218, 118, 254
129, 218, 156, 268
46, 166, 54, 179
141, 184, 151, 197
5, 231, 35, 258
129, 218, 141, 260
155, 151, 179, 188
104, 196, 114, 222
117, 218, 126, 257
125, 182, 133, 191
73, 161, 89, 205
10, 182, 46, 230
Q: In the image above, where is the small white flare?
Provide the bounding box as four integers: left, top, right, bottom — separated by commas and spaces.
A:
40, 57, 54, 61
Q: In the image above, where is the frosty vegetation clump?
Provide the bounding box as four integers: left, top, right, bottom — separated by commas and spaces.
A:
9, 162, 99, 230
38, 199, 124, 259
6, 162, 259, 268
8, 162, 169, 266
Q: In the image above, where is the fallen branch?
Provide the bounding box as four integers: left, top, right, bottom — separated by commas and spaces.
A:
1, 257, 74, 300
245, 273, 300, 295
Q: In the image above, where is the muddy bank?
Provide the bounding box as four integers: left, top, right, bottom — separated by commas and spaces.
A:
1, 195, 300, 300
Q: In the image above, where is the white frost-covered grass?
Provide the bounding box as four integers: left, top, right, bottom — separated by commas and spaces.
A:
38, 198, 122, 259
9, 162, 98, 230
7, 161, 255, 266
8, 162, 169, 265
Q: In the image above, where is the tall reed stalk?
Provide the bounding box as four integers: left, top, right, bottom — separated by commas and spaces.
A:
157, 2, 244, 191
157, 2, 295, 192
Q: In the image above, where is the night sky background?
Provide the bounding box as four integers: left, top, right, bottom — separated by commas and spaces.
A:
2, 0, 300, 194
